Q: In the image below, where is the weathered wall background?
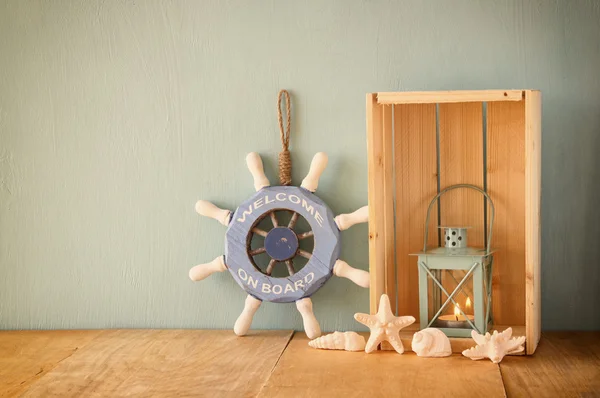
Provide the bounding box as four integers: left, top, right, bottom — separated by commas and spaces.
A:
1, 0, 599, 331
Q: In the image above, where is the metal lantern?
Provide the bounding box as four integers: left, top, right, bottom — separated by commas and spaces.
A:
410, 184, 495, 338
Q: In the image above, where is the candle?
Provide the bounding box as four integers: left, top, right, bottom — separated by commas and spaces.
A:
434, 302, 474, 328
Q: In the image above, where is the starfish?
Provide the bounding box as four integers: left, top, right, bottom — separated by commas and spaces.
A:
462, 327, 525, 363
354, 294, 415, 354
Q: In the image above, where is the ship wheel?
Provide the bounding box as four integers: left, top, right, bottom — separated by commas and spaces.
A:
190, 152, 370, 338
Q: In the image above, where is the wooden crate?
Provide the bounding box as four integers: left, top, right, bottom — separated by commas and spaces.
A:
366, 90, 541, 354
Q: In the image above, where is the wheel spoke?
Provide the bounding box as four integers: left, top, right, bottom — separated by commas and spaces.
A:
249, 247, 266, 256
270, 211, 278, 227
252, 227, 268, 237
288, 212, 299, 228
297, 231, 314, 240
297, 249, 312, 259
285, 260, 295, 275
266, 258, 277, 275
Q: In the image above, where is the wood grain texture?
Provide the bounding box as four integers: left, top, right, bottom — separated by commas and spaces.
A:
487, 101, 526, 328
438, 102, 485, 246
500, 332, 600, 397
382, 104, 396, 314
377, 90, 523, 104
258, 332, 506, 398
394, 104, 438, 321
3, 330, 599, 397
366, 94, 386, 314
22, 330, 293, 398
525, 90, 542, 354
0, 330, 102, 397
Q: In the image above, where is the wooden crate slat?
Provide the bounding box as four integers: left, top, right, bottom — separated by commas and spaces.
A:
382, 104, 396, 314
525, 90, 542, 354
487, 101, 526, 327
366, 94, 392, 314
393, 104, 438, 320
378, 90, 523, 105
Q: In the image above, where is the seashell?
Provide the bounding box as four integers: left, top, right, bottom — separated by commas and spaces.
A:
411, 328, 452, 357
308, 331, 366, 352
462, 327, 526, 363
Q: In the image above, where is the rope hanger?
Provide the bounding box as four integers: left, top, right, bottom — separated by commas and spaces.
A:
277, 89, 292, 186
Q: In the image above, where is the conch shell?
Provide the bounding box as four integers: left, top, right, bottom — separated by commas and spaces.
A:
308, 331, 366, 352
462, 327, 525, 363
411, 328, 452, 357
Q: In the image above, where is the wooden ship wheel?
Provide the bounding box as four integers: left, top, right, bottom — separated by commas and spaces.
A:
190, 152, 370, 338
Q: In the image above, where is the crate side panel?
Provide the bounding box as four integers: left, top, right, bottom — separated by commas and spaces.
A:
382, 105, 396, 314
487, 101, 527, 327
525, 90, 542, 354
367, 94, 386, 314
394, 104, 438, 320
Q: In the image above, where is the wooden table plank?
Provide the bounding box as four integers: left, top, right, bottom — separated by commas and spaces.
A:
500, 332, 600, 397
20, 330, 293, 398
258, 333, 506, 398
0, 330, 102, 397
5, 330, 598, 397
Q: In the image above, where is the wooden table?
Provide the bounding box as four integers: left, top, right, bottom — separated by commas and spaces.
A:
1, 330, 598, 397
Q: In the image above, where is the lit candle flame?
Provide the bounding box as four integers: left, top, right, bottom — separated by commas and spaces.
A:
454, 303, 460, 321
466, 297, 472, 310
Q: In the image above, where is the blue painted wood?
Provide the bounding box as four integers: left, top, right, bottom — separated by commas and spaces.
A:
224, 186, 340, 303
264, 227, 298, 261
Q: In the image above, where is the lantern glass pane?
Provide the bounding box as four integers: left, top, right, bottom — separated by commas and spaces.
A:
428, 269, 476, 329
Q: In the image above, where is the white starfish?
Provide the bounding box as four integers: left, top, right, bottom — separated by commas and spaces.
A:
462, 327, 526, 363
354, 294, 415, 354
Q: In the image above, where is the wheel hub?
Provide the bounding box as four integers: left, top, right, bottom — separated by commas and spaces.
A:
264, 227, 299, 261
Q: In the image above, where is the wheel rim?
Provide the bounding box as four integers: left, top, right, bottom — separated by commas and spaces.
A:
225, 186, 340, 303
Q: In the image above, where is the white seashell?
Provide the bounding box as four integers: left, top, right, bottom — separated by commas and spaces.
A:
308, 331, 366, 352
462, 327, 526, 363
411, 328, 452, 357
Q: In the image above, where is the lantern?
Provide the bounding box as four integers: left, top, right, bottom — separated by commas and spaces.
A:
410, 184, 495, 338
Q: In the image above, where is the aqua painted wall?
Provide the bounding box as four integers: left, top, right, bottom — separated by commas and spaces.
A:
1, 0, 599, 331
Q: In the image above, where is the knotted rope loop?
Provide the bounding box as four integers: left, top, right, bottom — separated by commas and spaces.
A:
277, 90, 292, 185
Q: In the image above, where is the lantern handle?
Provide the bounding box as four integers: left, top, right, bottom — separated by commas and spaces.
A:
423, 184, 495, 255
